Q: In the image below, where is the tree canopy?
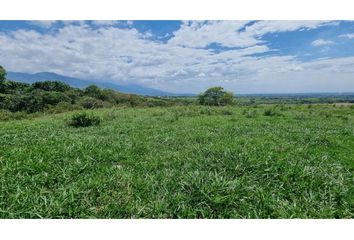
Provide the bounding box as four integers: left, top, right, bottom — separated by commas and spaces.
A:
0, 65, 6, 82
198, 86, 235, 106
32, 81, 71, 92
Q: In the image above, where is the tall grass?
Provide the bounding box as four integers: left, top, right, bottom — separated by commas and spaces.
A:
0, 104, 353, 218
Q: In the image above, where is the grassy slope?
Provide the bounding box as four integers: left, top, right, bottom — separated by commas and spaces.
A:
0, 105, 353, 218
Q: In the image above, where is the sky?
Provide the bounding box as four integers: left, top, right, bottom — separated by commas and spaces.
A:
0, 20, 354, 94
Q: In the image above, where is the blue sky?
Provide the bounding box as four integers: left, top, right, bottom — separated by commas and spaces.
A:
1, 20, 354, 93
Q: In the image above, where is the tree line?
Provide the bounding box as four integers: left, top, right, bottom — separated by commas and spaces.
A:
0, 66, 193, 113
0, 65, 235, 114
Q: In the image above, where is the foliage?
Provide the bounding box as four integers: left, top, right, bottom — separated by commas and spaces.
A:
80, 96, 106, 109
67, 112, 101, 127
0, 65, 7, 92
84, 85, 108, 101
0, 65, 6, 82
0, 67, 188, 113
1, 80, 31, 94
198, 86, 234, 106
32, 81, 71, 92
263, 109, 276, 116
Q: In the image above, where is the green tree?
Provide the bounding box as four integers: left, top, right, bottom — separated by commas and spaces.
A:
0, 65, 7, 93
84, 85, 108, 101
0, 65, 6, 82
198, 86, 235, 106
32, 81, 71, 92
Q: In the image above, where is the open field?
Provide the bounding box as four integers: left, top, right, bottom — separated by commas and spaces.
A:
0, 104, 353, 218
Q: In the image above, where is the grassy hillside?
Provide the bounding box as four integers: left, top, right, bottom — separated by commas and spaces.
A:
1, 104, 353, 218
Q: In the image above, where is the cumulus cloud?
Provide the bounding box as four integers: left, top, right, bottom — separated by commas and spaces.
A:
169, 20, 336, 48
168, 20, 257, 48
311, 39, 334, 47
0, 20, 352, 93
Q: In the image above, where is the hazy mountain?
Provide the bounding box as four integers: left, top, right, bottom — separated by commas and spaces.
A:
6, 72, 191, 96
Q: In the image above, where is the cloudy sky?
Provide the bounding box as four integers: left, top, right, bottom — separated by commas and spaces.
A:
1, 20, 354, 94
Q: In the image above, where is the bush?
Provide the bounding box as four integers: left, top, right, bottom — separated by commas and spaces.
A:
80, 97, 106, 109
67, 112, 101, 127
41, 91, 72, 105
220, 109, 233, 115
263, 109, 273, 116
47, 102, 82, 114
263, 109, 279, 117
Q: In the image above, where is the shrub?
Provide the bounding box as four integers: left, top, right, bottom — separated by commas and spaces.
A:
319, 111, 332, 118
0, 93, 28, 112
263, 109, 272, 116
80, 96, 106, 109
41, 91, 72, 105
67, 112, 101, 128
263, 109, 279, 117
220, 109, 233, 115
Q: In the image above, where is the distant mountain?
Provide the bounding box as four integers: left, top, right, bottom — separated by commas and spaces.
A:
6, 72, 191, 96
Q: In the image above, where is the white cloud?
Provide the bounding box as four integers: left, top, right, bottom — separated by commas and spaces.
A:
339, 33, 354, 39
91, 20, 120, 27
311, 39, 334, 47
29, 20, 58, 28
0, 20, 352, 94
168, 21, 258, 48
244, 21, 336, 36
169, 20, 335, 49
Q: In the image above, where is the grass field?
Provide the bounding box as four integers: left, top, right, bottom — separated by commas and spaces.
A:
1, 104, 353, 218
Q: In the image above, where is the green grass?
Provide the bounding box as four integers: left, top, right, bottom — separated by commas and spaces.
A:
0, 104, 353, 218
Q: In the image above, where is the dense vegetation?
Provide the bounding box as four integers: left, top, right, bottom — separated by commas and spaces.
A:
0, 66, 189, 117
0, 104, 353, 218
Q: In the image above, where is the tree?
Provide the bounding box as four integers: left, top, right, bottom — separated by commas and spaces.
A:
0, 65, 6, 82
0, 65, 7, 93
32, 81, 71, 92
84, 85, 108, 101
198, 86, 235, 106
